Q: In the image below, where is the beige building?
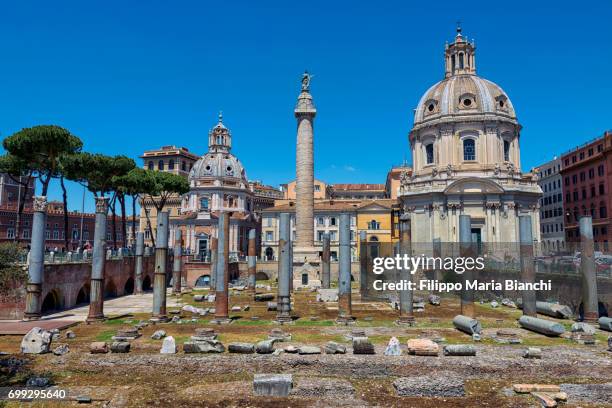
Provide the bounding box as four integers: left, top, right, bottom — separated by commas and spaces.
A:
139, 145, 199, 244
400, 27, 541, 245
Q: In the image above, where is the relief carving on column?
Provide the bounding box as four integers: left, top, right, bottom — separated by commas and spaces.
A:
95, 196, 110, 214
32, 196, 48, 212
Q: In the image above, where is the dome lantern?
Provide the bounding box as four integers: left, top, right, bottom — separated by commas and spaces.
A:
208, 111, 232, 153
445, 24, 476, 78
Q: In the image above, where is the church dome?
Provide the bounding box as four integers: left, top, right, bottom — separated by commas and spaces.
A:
188, 113, 249, 186
414, 74, 517, 126
412, 27, 517, 128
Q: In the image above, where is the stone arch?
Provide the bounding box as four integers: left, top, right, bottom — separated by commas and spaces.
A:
76, 284, 90, 305
124, 277, 135, 295
42, 289, 61, 313
142, 275, 152, 291
194, 275, 210, 287
256, 271, 270, 281
105, 280, 118, 299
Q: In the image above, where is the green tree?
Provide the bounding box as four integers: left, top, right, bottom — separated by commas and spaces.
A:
0, 154, 34, 242
113, 168, 155, 248
3, 125, 82, 196
0, 242, 26, 297
143, 171, 189, 247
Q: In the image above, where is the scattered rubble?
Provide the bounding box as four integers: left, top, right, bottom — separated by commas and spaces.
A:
393, 376, 464, 397
52, 344, 70, 356
428, 294, 440, 305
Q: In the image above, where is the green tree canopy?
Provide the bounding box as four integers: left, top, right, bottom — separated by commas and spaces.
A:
63, 153, 136, 197
147, 170, 190, 211
2, 125, 82, 195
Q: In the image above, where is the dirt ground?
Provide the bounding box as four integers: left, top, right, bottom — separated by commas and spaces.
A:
1, 287, 611, 407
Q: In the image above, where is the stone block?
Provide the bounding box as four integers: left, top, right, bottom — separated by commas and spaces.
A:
151, 330, 166, 340
324, 341, 347, 354
21, 327, 52, 354
160, 336, 177, 354
297, 346, 321, 355
383, 337, 401, 356
253, 374, 293, 397
110, 341, 131, 353
522, 347, 542, 359
531, 392, 558, 407
256, 339, 277, 354
512, 384, 560, 394
89, 342, 109, 354
316, 288, 339, 302
228, 342, 255, 354
407, 339, 439, 356
352, 337, 375, 355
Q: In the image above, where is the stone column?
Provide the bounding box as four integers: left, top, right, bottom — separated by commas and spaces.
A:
358, 231, 368, 297
23, 196, 47, 320
134, 232, 144, 294
337, 213, 354, 323
579, 216, 599, 323
277, 213, 292, 323
321, 233, 331, 289
213, 212, 230, 323
247, 229, 257, 293
459, 214, 475, 317
293, 73, 318, 263
397, 214, 414, 325
519, 215, 536, 317
151, 211, 169, 322
210, 237, 217, 290
87, 197, 109, 323
172, 228, 182, 295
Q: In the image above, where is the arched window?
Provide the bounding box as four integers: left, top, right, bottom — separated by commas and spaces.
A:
158, 160, 164, 171
425, 143, 434, 164
459, 53, 464, 69
463, 139, 476, 161
148, 161, 154, 170
168, 159, 175, 170
451, 55, 456, 72
503, 140, 511, 161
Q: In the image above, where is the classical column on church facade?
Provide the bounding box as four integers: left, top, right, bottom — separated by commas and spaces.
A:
293, 71, 319, 264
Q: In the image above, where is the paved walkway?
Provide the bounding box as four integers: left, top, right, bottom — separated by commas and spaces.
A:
0, 290, 183, 334
44, 289, 182, 321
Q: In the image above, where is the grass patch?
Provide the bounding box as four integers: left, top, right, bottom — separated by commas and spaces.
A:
94, 330, 116, 342
232, 319, 273, 326
293, 319, 334, 326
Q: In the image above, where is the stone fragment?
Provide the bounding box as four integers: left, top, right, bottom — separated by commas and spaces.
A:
193, 294, 205, 302
344, 329, 366, 341
522, 347, 542, 359
228, 342, 255, 354
267, 302, 277, 311
608, 336, 612, 351
550, 392, 567, 401
324, 341, 347, 354
297, 346, 321, 355
110, 341, 131, 353
256, 339, 277, 354
316, 288, 339, 302
65, 330, 76, 339
443, 344, 476, 356
284, 345, 299, 353
254, 293, 274, 302
206, 294, 216, 302
384, 337, 402, 356
243, 305, 250, 311
599, 316, 612, 331
231, 306, 241, 312
151, 330, 166, 340
501, 298, 517, 308
428, 294, 440, 305
26, 377, 51, 387
407, 338, 439, 356
183, 341, 224, 353
393, 376, 464, 397
182, 305, 198, 313
531, 392, 557, 407
253, 374, 292, 397
494, 329, 522, 344
89, 342, 109, 354
272, 349, 284, 356
21, 327, 52, 354
571, 322, 596, 335
352, 337, 375, 355
113, 328, 141, 341
472, 333, 482, 341
490, 300, 499, 308
160, 336, 177, 354
513, 384, 560, 393
53, 344, 70, 356
268, 328, 291, 342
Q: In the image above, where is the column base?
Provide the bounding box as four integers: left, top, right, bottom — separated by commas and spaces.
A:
583, 312, 599, 324
150, 315, 170, 323
86, 316, 107, 324
335, 315, 356, 325
23, 283, 42, 321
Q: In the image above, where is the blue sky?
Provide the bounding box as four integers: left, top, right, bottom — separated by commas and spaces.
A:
1, 1, 610, 213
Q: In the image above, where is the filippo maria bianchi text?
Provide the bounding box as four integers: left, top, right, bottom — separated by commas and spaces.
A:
372, 279, 552, 292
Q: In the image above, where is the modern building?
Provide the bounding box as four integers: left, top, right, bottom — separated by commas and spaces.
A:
171, 114, 259, 258
536, 157, 565, 252
139, 145, 200, 245
400, 27, 541, 245
331, 184, 386, 200
560, 131, 612, 249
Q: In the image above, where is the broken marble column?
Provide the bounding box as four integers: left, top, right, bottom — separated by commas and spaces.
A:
24, 196, 47, 320
518, 315, 565, 336
210, 237, 217, 290
359, 230, 368, 296
213, 211, 230, 323
253, 374, 293, 397
87, 197, 109, 323
134, 232, 144, 294
397, 213, 414, 325
337, 213, 354, 323
459, 215, 474, 318
276, 212, 291, 323
151, 211, 169, 322
579, 216, 599, 323
453, 315, 482, 335
172, 228, 182, 295
247, 228, 257, 293
321, 232, 331, 289
519, 215, 536, 317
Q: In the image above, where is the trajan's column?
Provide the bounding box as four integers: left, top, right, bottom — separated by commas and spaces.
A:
293, 71, 319, 264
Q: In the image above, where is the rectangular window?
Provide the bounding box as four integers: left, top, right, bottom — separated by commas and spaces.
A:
317, 217, 324, 226
572, 175, 577, 184
598, 165, 605, 176
6, 228, 14, 239
330, 231, 337, 241
503, 140, 510, 161
200, 197, 209, 210
265, 231, 273, 241
591, 186, 596, 197
330, 217, 336, 226
317, 231, 324, 241
22, 229, 30, 239
573, 191, 579, 201
600, 184, 605, 195
564, 176, 570, 186
589, 168, 595, 179
580, 172, 585, 182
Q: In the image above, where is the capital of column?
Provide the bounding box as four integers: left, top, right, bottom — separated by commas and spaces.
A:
95, 196, 109, 214
32, 196, 48, 212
